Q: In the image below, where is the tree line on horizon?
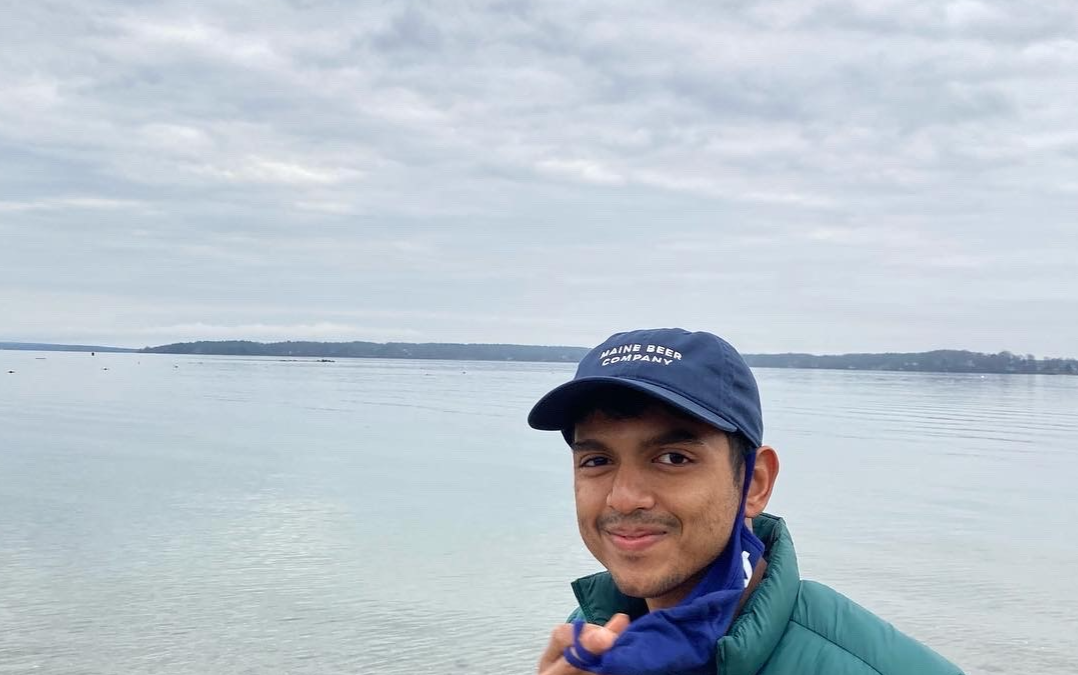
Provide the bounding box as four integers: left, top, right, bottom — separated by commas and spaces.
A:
139, 341, 1078, 375
140, 340, 590, 363
745, 349, 1078, 375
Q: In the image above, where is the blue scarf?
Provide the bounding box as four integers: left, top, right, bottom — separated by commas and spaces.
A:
564, 453, 764, 675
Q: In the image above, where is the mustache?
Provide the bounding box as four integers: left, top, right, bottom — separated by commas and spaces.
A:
596, 512, 679, 531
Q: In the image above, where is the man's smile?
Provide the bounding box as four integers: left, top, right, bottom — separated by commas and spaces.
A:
604, 526, 669, 552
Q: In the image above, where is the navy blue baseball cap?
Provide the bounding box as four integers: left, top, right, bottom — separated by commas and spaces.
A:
527, 328, 763, 448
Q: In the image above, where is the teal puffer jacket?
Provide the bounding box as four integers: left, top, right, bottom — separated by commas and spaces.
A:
567, 514, 963, 675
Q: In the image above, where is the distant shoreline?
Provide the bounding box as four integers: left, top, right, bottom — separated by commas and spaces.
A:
0, 342, 136, 354
4, 340, 1077, 376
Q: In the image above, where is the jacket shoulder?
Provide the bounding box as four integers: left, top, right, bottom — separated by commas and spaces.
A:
761, 581, 963, 675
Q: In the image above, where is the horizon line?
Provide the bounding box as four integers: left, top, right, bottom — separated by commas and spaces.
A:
3, 339, 1076, 361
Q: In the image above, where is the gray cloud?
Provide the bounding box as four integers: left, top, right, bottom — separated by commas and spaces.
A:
1, 0, 1076, 356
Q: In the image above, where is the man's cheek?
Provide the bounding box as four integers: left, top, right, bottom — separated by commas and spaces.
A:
574, 479, 602, 515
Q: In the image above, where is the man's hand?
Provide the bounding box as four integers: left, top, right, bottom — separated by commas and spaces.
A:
537, 613, 630, 675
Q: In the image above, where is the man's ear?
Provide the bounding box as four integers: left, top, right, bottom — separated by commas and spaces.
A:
745, 446, 779, 519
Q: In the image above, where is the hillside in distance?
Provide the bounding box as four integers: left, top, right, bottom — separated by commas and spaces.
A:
0, 342, 136, 353
141, 340, 589, 363
140, 340, 1078, 375
747, 349, 1078, 375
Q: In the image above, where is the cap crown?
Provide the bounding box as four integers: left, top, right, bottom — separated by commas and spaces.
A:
559, 328, 763, 448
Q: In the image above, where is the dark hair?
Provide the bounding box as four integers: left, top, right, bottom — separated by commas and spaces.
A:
566, 385, 752, 478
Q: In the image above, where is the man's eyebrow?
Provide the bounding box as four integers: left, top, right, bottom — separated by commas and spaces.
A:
641, 428, 706, 448
570, 438, 608, 452
570, 428, 706, 453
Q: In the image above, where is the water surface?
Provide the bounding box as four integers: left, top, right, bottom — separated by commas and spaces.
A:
1, 351, 1075, 674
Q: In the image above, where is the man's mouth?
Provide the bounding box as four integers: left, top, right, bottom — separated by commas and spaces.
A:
604, 527, 667, 552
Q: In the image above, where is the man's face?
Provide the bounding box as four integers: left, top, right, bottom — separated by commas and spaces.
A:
572, 405, 743, 608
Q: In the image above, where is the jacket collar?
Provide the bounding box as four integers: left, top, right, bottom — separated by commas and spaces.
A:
569, 513, 800, 675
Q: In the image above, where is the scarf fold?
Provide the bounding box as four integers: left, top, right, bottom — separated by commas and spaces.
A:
565, 453, 763, 675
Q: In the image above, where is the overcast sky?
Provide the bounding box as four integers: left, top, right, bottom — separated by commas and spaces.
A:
2, 0, 1077, 355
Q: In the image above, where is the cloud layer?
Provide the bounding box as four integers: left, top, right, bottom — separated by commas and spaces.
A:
2, 0, 1076, 354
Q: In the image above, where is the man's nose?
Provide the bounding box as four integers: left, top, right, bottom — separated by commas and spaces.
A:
606, 464, 656, 513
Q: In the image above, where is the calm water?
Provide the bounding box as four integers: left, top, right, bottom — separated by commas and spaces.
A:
1, 351, 1076, 674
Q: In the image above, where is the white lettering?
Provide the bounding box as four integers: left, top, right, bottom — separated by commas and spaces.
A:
601, 344, 647, 358
600, 348, 680, 367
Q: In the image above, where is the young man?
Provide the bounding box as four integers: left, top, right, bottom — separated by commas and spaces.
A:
527, 328, 962, 675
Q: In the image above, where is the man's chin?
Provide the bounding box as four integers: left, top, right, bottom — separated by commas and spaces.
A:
607, 569, 673, 600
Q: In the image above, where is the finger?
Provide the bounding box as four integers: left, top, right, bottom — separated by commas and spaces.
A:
539, 616, 632, 675
579, 616, 628, 655
538, 655, 587, 675
605, 613, 631, 636
537, 624, 575, 672
538, 657, 585, 675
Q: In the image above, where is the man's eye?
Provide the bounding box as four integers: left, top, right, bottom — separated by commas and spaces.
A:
655, 452, 692, 465
580, 456, 611, 468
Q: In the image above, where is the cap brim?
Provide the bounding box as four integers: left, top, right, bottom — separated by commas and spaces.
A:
527, 376, 740, 436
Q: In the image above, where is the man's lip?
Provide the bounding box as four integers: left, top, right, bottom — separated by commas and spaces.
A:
606, 527, 666, 537
604, 528, 667, 552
